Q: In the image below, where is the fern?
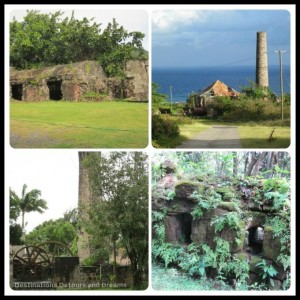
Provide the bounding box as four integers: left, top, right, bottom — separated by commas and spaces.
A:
191, 200, 210, 219
166, 189, 176, 201
191, 189, 221, 220
153, 223, 165, 241
152, 210, 166, 222
264, 191, 288, 211
211, 212, 241, 233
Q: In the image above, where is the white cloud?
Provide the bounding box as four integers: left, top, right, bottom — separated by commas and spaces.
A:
152, 10, 205, 33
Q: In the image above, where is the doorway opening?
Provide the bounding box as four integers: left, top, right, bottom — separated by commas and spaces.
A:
180, 213, 192, 244
47, 79, 63, 100
11, 84, 23, 100
247, 226, 264, 255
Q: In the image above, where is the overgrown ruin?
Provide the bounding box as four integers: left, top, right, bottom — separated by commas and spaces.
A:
10, 60, 148, 102
152, 161, 290, 290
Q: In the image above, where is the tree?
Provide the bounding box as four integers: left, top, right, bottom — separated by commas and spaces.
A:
152, 82, 168, 111
10, 186, 22, 245
10, 11, 146, 78
99, 18, 145, 78
81, 152, 148, 289
24, 218, 77, 255
10, 224, 23, 245
9, 184, 48, 230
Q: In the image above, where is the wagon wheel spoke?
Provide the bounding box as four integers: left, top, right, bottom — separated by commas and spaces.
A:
32, 248, 42, 262
13, 254, 28, 265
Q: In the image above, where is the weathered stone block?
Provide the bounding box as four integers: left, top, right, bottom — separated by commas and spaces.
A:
263, 226, 281, 265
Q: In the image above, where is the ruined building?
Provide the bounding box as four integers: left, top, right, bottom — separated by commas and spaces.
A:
153, 161, 289, 289
10, 60, 148, 102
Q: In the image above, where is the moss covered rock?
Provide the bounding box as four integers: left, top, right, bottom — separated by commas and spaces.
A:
215, 186, 236, 201
218, 201, 239, 212
174, 181, 203, 200
220, 222, 245, 253
160, 160, 176, 174
263, 226, 282, 265
244, 211, 266, 229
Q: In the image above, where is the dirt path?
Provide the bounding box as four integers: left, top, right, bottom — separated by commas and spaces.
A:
176, 125, 242, 149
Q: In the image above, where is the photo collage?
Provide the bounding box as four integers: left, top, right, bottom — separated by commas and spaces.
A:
5, 4, 295, 296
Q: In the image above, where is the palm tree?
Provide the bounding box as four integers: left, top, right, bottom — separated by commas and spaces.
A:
9, 184, 48, 229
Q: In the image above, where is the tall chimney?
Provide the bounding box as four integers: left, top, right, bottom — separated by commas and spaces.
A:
256, 32, 269, 88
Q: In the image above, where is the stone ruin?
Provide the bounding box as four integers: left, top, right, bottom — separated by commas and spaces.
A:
152, 161, 289, 289
10, 60, 148, 102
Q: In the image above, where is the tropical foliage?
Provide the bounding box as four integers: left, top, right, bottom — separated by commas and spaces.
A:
152, 152, 291, 291
10, 11, 146, 77
80, 152, 148, 289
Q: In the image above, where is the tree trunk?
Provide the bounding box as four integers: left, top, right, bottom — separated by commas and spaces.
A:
233, 152, 238, 176
21, 211, 25, 229
113, 239, 117, 278
246, 152, 268, 176
131, 258, 143, 290
244, 152, 249, 176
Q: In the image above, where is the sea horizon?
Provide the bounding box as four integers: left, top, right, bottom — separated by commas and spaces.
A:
152, 65, 291, 102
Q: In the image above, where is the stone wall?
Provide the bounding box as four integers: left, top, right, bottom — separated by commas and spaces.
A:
10, 60, 148, 102
124, 60, 148, 101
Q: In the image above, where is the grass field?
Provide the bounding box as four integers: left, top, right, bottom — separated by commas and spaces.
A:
10, 101, 148, 148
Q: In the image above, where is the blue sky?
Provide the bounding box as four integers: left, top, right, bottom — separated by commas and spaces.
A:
152, 9, 291, 68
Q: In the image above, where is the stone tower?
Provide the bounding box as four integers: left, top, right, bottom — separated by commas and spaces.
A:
77, 152, 91, 263
256, 32, 269, 88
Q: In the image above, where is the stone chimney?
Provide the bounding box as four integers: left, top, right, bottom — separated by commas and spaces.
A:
256, 32, 269, 88
77, 152, 91, 263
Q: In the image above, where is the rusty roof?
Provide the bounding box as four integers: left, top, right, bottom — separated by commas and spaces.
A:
198, 80, 240, 97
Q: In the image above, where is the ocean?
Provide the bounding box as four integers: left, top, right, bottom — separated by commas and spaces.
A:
152, 65, 290, 102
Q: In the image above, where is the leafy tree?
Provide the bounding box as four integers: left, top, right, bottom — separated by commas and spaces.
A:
81, 152, 148, 289
24, 218, 77, 254
152, 83, 169, 111
10, 11, 146, 78
10, 186, 22, 245
99, 18, 145, 78
10, 223, 23, 245
9, 184, 48, 229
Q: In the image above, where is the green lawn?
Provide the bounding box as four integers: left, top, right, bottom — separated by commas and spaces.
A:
237, 124, 290, 148
10, 101, 148, 148
153, 118, 290, 149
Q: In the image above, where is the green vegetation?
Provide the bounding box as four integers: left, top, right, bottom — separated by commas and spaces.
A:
24, 214, 78, 255
81, 152, 148, 290
255, 259, 278, 287
206, 96, 290, 122
152, 152, 291, 290
152, 117, 290, 148
10, 11, 146, 77
191, 190, 221, 219
9, 184, 48, 245
152, 82, 290, 148
9, 184, 48, 230
10, 101, 148, 148
152, 262, 232, 291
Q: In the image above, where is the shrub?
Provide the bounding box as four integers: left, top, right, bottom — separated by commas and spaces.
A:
206, 96, 234, 115
152, 115, 180, 140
